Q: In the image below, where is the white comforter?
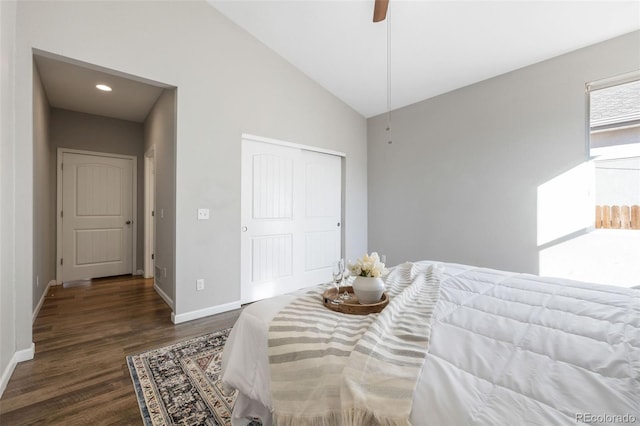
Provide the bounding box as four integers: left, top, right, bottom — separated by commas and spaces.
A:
222, 261, 640, 425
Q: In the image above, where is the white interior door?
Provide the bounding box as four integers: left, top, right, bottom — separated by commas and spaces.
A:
241, 139, 342, 303
61, 152, 134, 281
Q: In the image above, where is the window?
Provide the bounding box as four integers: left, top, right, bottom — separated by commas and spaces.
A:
537, 73, 639, 288
588, 75, 640, 230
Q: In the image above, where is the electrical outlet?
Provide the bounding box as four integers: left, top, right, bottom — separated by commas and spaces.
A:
197, 208, 210, 220
196, 278, 205, 291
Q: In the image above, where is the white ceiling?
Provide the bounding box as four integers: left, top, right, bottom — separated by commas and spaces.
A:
208, 0, 640, 118
34, 53, 167, 123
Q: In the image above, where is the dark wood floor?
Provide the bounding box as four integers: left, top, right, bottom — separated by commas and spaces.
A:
0, 275, 241, 425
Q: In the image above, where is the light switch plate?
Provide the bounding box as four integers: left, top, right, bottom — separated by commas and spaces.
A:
196, 279, 205, 291
197, 208, 210, 220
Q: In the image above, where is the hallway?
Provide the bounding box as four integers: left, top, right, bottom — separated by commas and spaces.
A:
0, 276, 240, 425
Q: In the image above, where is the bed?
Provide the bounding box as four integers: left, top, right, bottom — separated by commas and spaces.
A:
222, 261, 640, 425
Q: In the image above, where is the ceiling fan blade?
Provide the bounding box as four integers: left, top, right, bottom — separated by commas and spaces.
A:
373, 0, 389, 22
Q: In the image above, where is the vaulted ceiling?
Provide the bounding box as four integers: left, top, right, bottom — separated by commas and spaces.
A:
209, 0, 640, 118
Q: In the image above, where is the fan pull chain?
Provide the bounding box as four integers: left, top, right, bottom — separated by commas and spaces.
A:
386, 8, 392, 144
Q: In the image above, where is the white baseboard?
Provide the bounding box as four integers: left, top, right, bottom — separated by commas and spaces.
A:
153, 283, 174, 309
33, 280, 56, 324
15, 344, 35, 362
171, 301, 241, 324
0, 360, 17, 398
0, 343, 35, 398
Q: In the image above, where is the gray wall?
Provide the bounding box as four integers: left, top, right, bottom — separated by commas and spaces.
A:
144, 89, 176, 303
50, 109, 145, 271
13, 1, 367, 328
33, 61, 53, 310
368, 31, 640, 273
1, 0, 18, 394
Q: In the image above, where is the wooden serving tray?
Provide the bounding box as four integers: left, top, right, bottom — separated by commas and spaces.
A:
322, 286, 389, 315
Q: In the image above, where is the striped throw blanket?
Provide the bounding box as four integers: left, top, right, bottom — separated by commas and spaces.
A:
268, 262, 443, 425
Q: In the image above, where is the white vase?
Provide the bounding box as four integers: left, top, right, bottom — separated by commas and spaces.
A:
352, 276, 385, 304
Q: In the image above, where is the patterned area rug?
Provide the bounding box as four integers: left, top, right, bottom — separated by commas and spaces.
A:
127, 328, 239, 425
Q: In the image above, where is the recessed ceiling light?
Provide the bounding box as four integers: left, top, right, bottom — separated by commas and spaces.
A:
96, 84, 112, 92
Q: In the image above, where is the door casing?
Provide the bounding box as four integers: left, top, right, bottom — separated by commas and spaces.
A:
144, 146, 155, 279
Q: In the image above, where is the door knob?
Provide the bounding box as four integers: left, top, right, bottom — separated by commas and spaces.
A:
242, 226, 248, 232
337, 222, 341, 227
126, 220, 132, 225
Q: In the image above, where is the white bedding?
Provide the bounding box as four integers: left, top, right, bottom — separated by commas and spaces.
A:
222, 261, 640, 425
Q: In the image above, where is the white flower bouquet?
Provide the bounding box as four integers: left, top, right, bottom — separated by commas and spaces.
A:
348, 252, 389, 278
